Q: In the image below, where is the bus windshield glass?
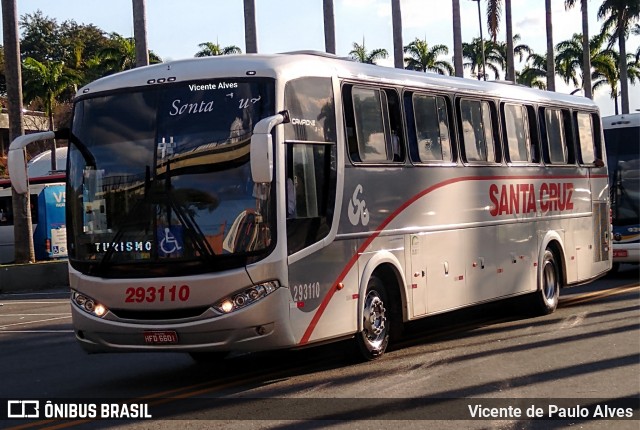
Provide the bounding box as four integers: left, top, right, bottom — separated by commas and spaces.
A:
605, 127, 640, 227
67, 78, 275, 276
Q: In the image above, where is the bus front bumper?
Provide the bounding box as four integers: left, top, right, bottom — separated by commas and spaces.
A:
71, 288, 296, 354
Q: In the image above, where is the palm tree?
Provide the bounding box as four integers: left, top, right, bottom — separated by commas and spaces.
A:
556, 33, 590, 89
22, 58, 78, 171
462, 37, 502, 79
323, 0, 336, 54
195, 42, 241, 57
132, 0, 149, 67
487, 0, 516, 81
591, 50, 640, 114
98, 32, 161, 74
555, 32, 615, 94
565, 0, 592, 98
1, 0, 33, 263
391, 0, 403, 69
403, 38, 454, 75
495, 34, 532, 72
598, 0, 640, 114
243, 0, 258, 53
451, 0, 464, 77
517, 53, 547, 89
545, 0, 556, 91
349, 39, 388, 64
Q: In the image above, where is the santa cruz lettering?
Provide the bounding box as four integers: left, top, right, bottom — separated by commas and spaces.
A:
489, 182, 574, 216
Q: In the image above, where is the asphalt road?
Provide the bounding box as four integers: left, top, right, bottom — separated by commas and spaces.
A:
0, 265, 638, 429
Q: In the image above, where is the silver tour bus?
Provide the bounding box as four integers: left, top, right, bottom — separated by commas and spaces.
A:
8, 52, 611, 361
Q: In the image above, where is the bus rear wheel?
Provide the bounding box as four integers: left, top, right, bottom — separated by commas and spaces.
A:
354, 276, 390, 361
533, 249, 560, 315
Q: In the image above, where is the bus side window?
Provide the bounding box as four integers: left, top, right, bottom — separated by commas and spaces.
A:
383, 88, 405, 162
410, 93, 452, 163
502, 103, 531, 163
543, 108, 568, 164
459, 98, 497, 163
575, 111, 598, 165
345, 87, 393, 163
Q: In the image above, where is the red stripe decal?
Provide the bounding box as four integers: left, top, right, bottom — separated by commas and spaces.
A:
298, 173, 597, 344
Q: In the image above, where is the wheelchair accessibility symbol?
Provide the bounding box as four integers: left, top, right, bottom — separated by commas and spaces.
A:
158, 226, 183, 257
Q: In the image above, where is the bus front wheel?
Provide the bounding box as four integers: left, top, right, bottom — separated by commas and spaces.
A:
354, 276, 390, 361
533, 249, 560, 315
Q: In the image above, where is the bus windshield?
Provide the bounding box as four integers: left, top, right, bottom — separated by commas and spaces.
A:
67, 78, 275, 277
605, 127, 640, 227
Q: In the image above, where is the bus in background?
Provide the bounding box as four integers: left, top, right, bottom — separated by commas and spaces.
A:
0, 147, 67, 264
603, 113, 640, 271
9, 52, 610, 361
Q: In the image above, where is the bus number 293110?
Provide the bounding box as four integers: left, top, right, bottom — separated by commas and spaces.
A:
125, 285, 190, 303
292, 282, 321, 302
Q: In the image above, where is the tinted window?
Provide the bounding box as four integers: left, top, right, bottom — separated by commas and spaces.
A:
284, 77, 336, 143
352, 87, 389, 162
504, 103, 531, 162
545, 108, 567, 164
575, 112, 595, 164
460, 99, 495, 162
413, 94, 451, 162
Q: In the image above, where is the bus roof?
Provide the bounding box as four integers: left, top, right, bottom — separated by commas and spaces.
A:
602, 112, 640, 129
76, 51, 598, 111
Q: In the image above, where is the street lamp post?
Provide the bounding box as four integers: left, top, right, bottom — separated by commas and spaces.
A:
470, 0, 486, 81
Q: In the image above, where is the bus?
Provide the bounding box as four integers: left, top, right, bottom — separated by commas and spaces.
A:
603, 113, 640, 271
8, 52, 611, 361
0, 148, 66, 264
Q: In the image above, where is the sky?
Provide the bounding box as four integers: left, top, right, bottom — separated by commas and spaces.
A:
1, 0, 639, 116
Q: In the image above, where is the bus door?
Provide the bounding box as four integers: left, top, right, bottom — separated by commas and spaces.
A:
576, 112, 610, 278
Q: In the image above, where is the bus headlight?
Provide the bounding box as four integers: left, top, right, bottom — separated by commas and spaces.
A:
72, 291, 109, 318
213, 281, 279, 314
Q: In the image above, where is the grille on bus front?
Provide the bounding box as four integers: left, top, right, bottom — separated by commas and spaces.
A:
109, 307, 210, 321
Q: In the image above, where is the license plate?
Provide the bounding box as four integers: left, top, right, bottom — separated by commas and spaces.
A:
143, 331, 178, 344
613, 250, 628, 258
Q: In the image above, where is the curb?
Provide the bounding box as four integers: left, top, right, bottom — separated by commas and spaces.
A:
0, 260, 69, 293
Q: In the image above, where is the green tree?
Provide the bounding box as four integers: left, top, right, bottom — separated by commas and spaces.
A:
19, 10, 62, 62
555, 32, 616, 94
462, 37, 503, 79
487, 0, 516, 81
598, 0, 640, 114
495, 34, 532, 72
565, 0, 593, 98
195, 42, 242, 57
22, 57, 78, 170
403, 38, 454, 75
517, 53, 547, 89
98, 32, 161, 74
349, 39, 388, 64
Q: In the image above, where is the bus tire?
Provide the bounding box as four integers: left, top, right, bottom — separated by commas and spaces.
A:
354, 276, 391, 361
533, 249, 560, 315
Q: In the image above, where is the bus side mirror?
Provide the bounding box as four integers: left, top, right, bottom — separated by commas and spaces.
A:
250, 111, 289, 183
8, 131, 55, 194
